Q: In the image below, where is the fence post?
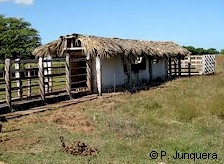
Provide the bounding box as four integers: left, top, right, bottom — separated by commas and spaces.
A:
15, 58, 23, 100
5, 58, 12, 110
27, 63, 32, 96
188, 62, 191, 77
66, 53, 72, 99
174, 60, 177, 77
178, 57, 181, 77
38, 57, 45, 103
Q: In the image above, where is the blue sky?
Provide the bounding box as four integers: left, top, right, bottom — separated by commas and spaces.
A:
0, 0, 223, 50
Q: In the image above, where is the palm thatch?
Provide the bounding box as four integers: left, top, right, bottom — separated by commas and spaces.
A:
33, 33, 191, 58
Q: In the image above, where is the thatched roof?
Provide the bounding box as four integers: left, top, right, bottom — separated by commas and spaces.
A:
33, 33, 191, 58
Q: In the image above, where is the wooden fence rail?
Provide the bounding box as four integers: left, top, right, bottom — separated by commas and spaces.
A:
0, 57, 68, 110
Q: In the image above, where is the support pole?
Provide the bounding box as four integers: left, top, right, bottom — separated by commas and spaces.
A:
66, 53, 72, 99
96, 56, 102, 96
38, 57, 45, 103
178, 57, 181, 77
168, 57, 172, 77
188, 62, 191, 77
86, 59, 92, 92
5, 58, 12, 110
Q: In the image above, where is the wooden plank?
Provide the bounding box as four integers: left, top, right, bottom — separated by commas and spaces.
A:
19, 59, 39, 64
44, 73, 65, 77
43, 58, 65, 62
70, 80, 86, 85
5, 59, 12, 109
71, 67, 87, 70
46, 66, 65, 69
71, 73, 87, 77
12, 75, 39, 81
64, 47, 84, 51
70, 58, 87, 63
11, 84, 39, 90
25, 67, 39, 71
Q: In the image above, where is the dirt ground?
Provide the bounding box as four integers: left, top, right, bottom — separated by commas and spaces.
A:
0, 103, 95, 153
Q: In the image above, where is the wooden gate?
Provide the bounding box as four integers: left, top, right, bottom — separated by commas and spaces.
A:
70, 51, 90, 93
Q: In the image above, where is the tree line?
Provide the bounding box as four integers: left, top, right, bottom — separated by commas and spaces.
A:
183, 46, 222, 55
0, 15, 224, 60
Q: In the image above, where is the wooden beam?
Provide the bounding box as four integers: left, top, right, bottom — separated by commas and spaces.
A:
96, 56, 102, 96
178, 57, 181, 77
86, 60, 92, 92
66, 53, 72, 99
64, 47, 84, 51
188, 62, 191, 77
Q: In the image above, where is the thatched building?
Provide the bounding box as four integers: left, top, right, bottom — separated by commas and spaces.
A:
33, 33, 190, 95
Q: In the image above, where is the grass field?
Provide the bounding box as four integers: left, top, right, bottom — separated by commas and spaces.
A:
0, 55, 224, 164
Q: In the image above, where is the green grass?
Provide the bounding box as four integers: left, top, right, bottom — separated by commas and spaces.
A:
1, 56, 224, 163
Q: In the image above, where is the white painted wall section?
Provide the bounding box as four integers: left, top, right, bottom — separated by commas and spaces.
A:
151, 58, 167, 80
101, 55, 126, 88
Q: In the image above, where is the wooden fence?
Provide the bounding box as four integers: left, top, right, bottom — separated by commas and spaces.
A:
168, 57, 198, 77
0, 54, 92, 112
168, 55, 216, 77
181, 55, 216, 75
0, 55, 87, 111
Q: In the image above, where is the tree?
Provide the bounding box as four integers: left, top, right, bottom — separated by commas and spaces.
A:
0, 15, 41, 59
220, 49, 224, 54
183, 46, 219, 55
204, 48, 219, 54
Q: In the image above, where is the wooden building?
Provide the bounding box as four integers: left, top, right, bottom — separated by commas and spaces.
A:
33, 33, 191, 95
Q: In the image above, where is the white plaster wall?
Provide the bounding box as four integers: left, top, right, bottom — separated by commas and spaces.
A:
151, 58, 167, 80
101, 55, 126, 89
